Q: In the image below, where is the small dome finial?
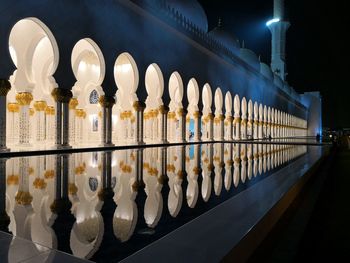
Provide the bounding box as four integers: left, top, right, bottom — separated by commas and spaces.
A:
218, 17, 222, 28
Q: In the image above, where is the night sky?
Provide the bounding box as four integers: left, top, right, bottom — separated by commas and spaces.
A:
198, 0, 349, 129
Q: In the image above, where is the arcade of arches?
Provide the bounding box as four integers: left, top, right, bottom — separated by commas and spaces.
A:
0, 18, 308, 152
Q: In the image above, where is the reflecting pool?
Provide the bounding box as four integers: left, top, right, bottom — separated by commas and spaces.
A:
0, 143, 315, 262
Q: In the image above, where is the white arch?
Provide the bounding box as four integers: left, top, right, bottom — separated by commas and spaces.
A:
169, 71, 183, 110
187, 78, 199, 110
9, 17, 59, 93
202, 83, 212, 114
145, 63, 164, 108
233, 94, 240, 117
72, 38, 105, 107
214, 88, 223, 115
224, 92, 232, 116
114, 52, 139, 110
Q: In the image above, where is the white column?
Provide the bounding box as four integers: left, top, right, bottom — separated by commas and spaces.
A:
16, 92, 33, 146
34, 101, 47, 142
69, 98, 78, 145
224, 116, 233, 141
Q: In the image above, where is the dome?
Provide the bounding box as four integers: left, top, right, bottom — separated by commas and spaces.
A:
273, 74, 283, 89
260, 62, 273, 80
239, 48, 260, 71
209, 21, 240, 53
167, 0, 208, 32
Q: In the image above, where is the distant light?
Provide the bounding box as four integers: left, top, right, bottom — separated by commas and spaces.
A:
266, 18, 280, 26
329, 134, 332, 138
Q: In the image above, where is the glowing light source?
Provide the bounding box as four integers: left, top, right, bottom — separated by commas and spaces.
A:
266, 18, 280, 26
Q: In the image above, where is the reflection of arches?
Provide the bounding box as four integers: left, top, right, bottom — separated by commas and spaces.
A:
201, 84, 213, 141
71, 38, 105, 145
224, 92, 233, 140
144, 63, 164, 143
186, 78, 200, 142
114, 52, 139, 143
168, 71, 184, 143
8, 17, 59, 146
186, 145, 199, 208
214, 88, 224, 140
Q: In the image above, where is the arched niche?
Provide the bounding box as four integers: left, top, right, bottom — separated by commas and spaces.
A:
9, 17, 59, 93
71, 38, 105, 107
114, 52, 139, 110
145, 63, 164, 108
214, 88, 223, 114
202, 83, 212, 114
233, 94, 240, 116
241, 97, 247, 118
187, 78, 199, 109
169, 71, 183, 110
248, 100, 253, 118
259, 104, 263, 121
224, 92, 232, 116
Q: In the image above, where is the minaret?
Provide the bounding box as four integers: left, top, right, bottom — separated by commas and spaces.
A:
267, 0, 290, 81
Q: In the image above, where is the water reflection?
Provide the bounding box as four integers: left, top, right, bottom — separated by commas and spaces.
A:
0, 143, 307, 262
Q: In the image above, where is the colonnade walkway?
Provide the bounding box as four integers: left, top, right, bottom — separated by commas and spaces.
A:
249, 136, 350, 262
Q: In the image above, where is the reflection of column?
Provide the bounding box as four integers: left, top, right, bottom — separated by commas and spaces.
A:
99, 96, 115, 146
33, 101, 47, 142
15, 157, 32, 205
0, 79, 11, 151
51, 154, 75, 254
159, 105, 169, 144
68, 98, 78, 145
16, 92, 33, 146
133, 101, 145, 145
0, 158, 10, 231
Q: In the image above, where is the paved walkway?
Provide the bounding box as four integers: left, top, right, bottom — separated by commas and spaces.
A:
0, 231, 90, 263
249, 137, 350, 262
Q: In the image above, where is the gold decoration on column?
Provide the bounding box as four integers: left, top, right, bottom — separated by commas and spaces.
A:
7, 103, 19, 113
15, 191, 33, 205
34, 101, 47, 111
33, 178, 47, 189
69, 98, 79, 110
16, 92, 33, 105
7, 174, 19, 185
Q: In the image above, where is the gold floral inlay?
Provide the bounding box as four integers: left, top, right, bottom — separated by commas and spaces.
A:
16, 92, 33, 106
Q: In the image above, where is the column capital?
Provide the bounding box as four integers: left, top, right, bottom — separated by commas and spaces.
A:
34, 101, 47, 111
98, 95, 115, 108
0, 79, 11, 96
69, 98, 78, 110
16, 92, 33, 105
51, 88, 73, 103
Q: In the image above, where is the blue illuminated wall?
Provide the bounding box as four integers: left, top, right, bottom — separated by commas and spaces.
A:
0, 0, 307, 119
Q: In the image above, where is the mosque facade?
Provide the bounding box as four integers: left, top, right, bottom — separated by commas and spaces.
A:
0, 0, 322, 151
